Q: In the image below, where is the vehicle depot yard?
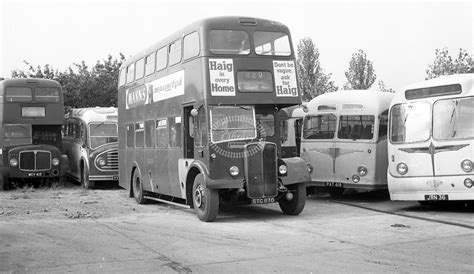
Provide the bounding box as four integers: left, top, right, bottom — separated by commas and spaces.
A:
1, 184, 473, 272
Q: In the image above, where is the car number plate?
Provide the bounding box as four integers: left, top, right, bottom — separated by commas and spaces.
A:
325, 182, 343, 188
424, 194, 449, 201
251, 198, 275, 204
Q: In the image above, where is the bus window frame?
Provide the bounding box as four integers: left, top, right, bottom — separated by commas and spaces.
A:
432, 96, 474, 141
156, 46, 168, 71
389, 102, 432, 144
168, 39, 182, 66
126, 63, 135, 84
135, 58, 145, 80
183, 31, 200, 60
303, 113, 337, 140
145, 52, 156, 76
5, 87, 33, 102
155, 118, 168, 148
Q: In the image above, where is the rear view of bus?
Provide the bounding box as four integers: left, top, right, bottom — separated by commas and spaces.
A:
0, 78, 68, 189
300, 90, 394, 195
388, 74, 473, 203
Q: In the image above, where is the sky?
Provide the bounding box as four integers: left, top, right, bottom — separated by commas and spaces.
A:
1, 0, 472, 91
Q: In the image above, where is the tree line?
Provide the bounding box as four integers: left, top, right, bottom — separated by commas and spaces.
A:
7, 41, 473, 106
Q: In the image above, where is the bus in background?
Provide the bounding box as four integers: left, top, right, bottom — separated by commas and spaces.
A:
118, 17, 309, 221
300, 90, 394, 196
279, 105, 305, 158
62, 107, 119, 189
0, 78, 68, 189
388, 74, 473, 204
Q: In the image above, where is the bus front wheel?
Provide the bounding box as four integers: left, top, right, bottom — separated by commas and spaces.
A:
279, 183, 306, 215
81, 164, 95, 189
132, 171, 148, 204
192, 174, 219, 222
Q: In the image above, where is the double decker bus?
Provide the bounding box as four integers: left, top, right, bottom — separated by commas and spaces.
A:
63, 107, 119, 189
388, 74, 473, 203
118, 17, 309, 221
0, 78, 68, 189
300, 90, 394, 195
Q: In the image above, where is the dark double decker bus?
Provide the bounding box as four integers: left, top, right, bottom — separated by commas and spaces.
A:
118, 17, 310, 221
0, 78, 68, 189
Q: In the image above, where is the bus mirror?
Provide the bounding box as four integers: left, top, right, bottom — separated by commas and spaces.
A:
191, 108, 199, 117
303, 105, 309, 113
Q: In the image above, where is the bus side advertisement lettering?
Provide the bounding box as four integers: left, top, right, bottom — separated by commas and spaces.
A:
209, 59, 236, 96
150, 70, 185, 102
273, 61, 298, 97
126, 85, 147, 109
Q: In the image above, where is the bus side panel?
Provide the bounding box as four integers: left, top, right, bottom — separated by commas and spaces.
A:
168, 149, 183, 198
374, 139, 389, 186
62, 138, 82, 181
333, 142, 378, 188
434, 140, 473, 177
153, 148, 172, 195
388, 142, 434, 178
301, 141, 335, 183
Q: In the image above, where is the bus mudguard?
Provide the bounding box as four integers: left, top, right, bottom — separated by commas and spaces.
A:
187, 160, 244, 190
280, 157, 311, 186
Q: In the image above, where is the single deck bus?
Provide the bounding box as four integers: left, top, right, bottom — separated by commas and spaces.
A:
279, 105, 304, 158
300, 90, 394, 195
118, 17, 310, 221
62, 107, 119, 189
0, 78, 68, 189
388, 74, 473, 203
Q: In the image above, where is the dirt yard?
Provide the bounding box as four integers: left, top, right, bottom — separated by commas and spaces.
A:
0, 182, 160, 221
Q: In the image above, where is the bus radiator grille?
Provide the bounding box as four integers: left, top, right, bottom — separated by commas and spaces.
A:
19, 150, 51, 171
244, 143, 278, 199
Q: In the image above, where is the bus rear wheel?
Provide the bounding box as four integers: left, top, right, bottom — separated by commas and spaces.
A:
81, 164, 95, 189
279, 183, 306, 215
192, 174, 219, 222
132, 171, 147, 204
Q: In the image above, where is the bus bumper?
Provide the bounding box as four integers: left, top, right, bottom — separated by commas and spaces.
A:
388, 174, 474, 201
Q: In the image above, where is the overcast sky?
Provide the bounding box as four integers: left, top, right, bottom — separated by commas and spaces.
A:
1, 0, 472, 91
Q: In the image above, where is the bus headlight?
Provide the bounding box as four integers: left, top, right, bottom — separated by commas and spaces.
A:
96, 157, 106, 167
279, 165, 288, 175
464, 178, 473, 188
352, 175, 360, 183
9, 158, 18, 167
397, 163, 408, 175
229, 166, 239, 177
52, 158, 60, 166
357, 166, 368, 176
461, 159, 473, 172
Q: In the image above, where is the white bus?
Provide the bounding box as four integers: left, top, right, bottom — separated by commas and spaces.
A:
388, 74, 473, 203
301, 90, 394, 195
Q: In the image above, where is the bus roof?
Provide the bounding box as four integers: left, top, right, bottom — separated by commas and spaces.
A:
305, 90, 395, 115
121, 16, 291, 69
0, 78, 61, 94
393, 73, 474, 103
66, 107, 118, 124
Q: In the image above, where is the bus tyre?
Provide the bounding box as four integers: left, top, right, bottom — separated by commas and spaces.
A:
81, 164, 95, 189
279, 183, 306, 215
192, 174, 219, 222
132, 171, 147, 204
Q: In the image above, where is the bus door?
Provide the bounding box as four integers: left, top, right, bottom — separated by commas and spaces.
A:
432, 97, 474, 180
389, 102, 433, 179
302, 113, 337, 183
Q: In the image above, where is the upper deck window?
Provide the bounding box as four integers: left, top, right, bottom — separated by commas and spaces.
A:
145, 52, 155, 76
35, 87, 60, 102
254, 31, 291, 56
156, 47, 167, 71
126, 63, 135, 84
168, 39, 182, 66
183, 32, 200, 60
5, 87, 32, 102
119, 68, 126, 86
210, 30, 250, 55
135, 58, 145, 80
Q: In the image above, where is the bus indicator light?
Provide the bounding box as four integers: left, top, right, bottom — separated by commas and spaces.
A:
52, 158, 60, 166
352, 175, 360, 183
357, 166, 368, 176
461, 159, 473, 172
464, 178, 473, 188
229, 166, 239, 177
397, 163, 408, 175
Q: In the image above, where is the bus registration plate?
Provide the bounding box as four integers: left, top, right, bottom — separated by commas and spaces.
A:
325, 182, 343, 188
251, 198, 275, 204
424, 194, 448, 201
